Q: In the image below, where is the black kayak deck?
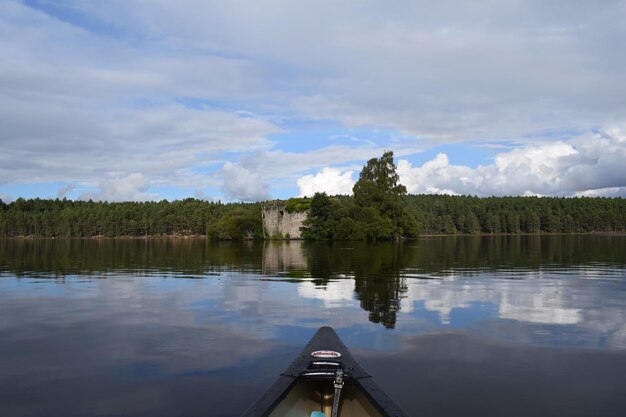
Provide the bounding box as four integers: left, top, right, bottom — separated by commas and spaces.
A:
240, 326, 409, 417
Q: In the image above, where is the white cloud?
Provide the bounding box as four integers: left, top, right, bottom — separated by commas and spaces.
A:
214, 146, 387, 197
499, 298, 581, 325
574, 187, 626, 197
0, 98, 277, 191
220, 162, 271, 202
2, 0, 626, 200
0, 194, 13, 203
80, 173, 156, 202
9, 0, 626, 142
402, 280, 582, 326
298, 279, 356, 308
297, 167, 355, 197
0, 1, 278, 194
398, 127, 626, 197
57, 183, 76, 199
193, 190, 217, 202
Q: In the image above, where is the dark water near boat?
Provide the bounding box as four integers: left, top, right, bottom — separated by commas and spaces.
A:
1, 236, 625, 417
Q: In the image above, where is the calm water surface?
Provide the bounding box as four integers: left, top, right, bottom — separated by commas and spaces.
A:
1, 236, 625, 417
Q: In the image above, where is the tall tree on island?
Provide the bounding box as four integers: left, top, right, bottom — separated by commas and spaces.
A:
353, 151, 418, 238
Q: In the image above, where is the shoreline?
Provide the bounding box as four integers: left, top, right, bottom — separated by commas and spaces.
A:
1, 231, 624, 240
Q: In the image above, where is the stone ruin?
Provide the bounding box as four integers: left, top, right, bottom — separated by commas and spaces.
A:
261, 203, 308, 239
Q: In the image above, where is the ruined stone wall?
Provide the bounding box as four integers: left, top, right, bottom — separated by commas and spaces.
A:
262, 203, 308, 239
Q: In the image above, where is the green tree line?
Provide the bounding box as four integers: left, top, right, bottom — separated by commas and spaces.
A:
0, 198, 263, 239
1, 194, 624, 239
404, 194, 626, 234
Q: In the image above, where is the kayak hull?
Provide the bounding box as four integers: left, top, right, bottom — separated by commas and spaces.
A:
241, 327, 408, 417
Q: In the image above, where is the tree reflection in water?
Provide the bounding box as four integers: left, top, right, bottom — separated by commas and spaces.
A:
1, 235, 624, 329
301, 242, 413, 328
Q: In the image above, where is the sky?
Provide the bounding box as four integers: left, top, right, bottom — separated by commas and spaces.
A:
1, 0, 626, 203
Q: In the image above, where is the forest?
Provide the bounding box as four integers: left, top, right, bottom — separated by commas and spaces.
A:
403, 194, 625, 235
0, 198, 263, 239
0, 194, 624, 239
1, 152, 624, 239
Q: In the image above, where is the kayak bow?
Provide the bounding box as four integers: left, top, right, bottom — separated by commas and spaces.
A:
241, 326, 408, 417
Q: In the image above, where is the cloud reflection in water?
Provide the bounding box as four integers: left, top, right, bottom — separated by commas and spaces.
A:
0, 236, 625, 416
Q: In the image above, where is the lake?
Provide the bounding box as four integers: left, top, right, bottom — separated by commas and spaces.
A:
1, 236, 625, 417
